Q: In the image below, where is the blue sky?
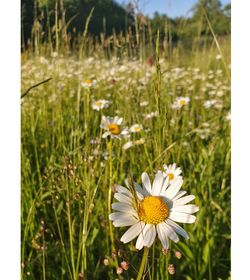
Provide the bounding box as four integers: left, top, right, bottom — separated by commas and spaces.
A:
115, 0, 231, 18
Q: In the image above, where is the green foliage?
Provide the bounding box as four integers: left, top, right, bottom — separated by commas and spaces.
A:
21, 32, 230, 279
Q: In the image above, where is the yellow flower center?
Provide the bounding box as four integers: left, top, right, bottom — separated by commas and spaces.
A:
95, 101, 102, 107
134, 127, 140, 131
85, 79, 92, 84
108, 124, 121, 135
167, 173, 174, 181
179, 100, 187, 106
139, 196, 169, 224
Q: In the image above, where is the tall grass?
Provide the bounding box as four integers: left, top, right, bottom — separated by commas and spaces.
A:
21, 4, 231, 280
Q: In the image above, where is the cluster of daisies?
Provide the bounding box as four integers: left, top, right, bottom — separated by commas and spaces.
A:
100, 116, 145, 149
109, 164, 199, 250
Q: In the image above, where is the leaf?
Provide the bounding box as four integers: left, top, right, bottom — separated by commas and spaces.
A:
202, 237, 214, 264
176, 242, 195, 261
88, 227, 99, 246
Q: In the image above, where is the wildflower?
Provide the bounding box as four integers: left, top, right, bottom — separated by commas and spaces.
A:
134, 138, 145, 145
92, 99, 110, 111
168, 264, 175, 275
120, 261, 129, 270
203, 99, 217, 108
116, 266, 123, 275
172, 97, 190, 109
144, 111, 159, 120
81, 79, 97, 88
101, 116, 129, 139
140, 101, 149, 107
109, 172, 199, 250
103, 258, 109, 266
123, 141, 134, 150
162, 163, 182, 183
216, 54, 222, 60
175, 251, 182, 259
130, 124, 143, 133
226, 111, 231, 121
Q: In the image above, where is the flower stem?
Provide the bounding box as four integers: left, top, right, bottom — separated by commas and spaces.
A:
136, 247, 149, 280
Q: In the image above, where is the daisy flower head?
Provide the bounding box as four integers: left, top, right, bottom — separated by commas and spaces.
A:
172, 97, 190, 109
101, 116, 129, 139
123, 141, 134, 150
162, 163, 183, 183
81, 79, 97, 88
92, 99, 110, 111
134, 138, 145, 145
130, 124, 143, 133
109, 171, 199, 250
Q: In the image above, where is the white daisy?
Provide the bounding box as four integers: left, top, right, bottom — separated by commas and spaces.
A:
134, 138, 145, 145
130, 124, 143, 133
101, 116, 129, 139
162, 163, 183, 183
140, 101, 149, 107
172, 97, 190, 109
123, 141, 134, 150
203, 99, 217, 109
144, 111, 159, 120
81, 79, 97, 88
92, 99, 110, 111
109, 172, 199, 250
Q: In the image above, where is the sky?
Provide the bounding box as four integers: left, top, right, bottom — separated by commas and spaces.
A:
115, 0, 231, 18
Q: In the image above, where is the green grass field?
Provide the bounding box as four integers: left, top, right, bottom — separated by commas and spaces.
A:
21, 32, 231, 279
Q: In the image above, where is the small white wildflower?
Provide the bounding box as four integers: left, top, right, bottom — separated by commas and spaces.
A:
172, 97, 190, 109
92, 99, 110, 111
81, 79, 97, 88
123, 141, 134, 150
130, 124, 143, 133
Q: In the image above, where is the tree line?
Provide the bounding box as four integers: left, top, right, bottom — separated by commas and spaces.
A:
21, 0, 230, 50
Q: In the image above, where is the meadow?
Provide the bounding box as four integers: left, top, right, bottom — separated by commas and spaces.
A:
21, 21, 231, 279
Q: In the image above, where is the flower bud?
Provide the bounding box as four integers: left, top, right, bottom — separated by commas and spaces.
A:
116, 266, 123, 274
103, 258, 109, 266
175, 251, 182, 259
168, 264, 175, 275
120, 261, 129, 270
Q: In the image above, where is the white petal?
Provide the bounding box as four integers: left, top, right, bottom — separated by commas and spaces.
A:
111, 202, 137, 214
134, 183, 145, 200
121, 221, 145, 243
143, 224, 156, 248
172, 191, 187, 201
152, 172, 164, 195
121, 129, 129, 135
115, 184, 132, 197
141, 172, 152, 194
171, 205, 199, 214
102, 131, 110, 138
117, 117, 123, 125
175, 168, 182, 176
136, 231, 144, 250
114, 193, 132, 204
165, 219, 189, 239
112, 216, 138, 227
172, 195, 195, 206
169, 212, 196, 224
165, 178, 183, 199
156, 223, 169, 249
109, 212, 130, 221
160, 222, 179, 243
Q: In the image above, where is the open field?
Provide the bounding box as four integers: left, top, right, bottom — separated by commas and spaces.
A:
21, 31, 231, 280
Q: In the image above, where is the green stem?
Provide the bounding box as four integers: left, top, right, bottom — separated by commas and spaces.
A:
136, 247, 149, 280
108, 139, 114, 248
107, 138, 119, 273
